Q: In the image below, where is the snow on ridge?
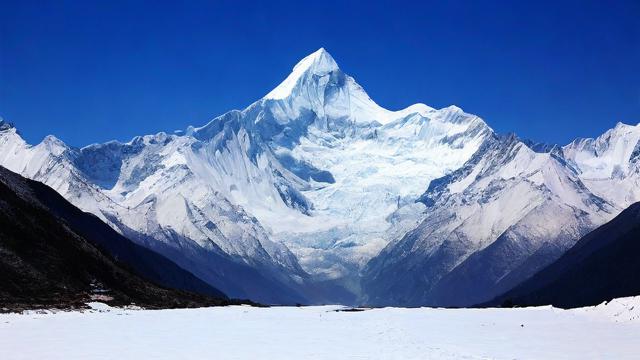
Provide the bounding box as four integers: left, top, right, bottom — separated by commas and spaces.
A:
562, 120, 640, 209
0, 118, 16, 131
261, 48, 442, 127
265, 47, 338, 100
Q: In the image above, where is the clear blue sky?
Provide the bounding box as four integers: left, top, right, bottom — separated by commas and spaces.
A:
1, 0, 638, 147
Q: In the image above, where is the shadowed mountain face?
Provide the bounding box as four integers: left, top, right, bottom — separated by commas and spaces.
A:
0, 166, 232, 310
488, 202, 640, 309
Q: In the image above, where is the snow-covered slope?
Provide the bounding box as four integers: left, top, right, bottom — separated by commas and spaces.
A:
194, 49, 491, 283
253, 50, 490, 284
564, 122, 640, 208
0, 119, 310, 304
363, 133, 619, 306
3, 298, 640, 359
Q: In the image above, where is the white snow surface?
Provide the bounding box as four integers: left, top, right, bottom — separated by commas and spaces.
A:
2, 297, 640, 359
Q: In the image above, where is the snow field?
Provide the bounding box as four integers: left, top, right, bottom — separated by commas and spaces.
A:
1, 298, 639, 360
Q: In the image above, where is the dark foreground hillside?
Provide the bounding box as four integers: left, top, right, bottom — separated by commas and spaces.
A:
488, 202, 640, 309
0, 166, 241, 311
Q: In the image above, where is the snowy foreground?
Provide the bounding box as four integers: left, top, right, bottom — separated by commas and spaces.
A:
1, 297, 639, 360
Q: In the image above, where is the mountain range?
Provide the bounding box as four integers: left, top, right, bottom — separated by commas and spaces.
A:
1, 48, 638, 306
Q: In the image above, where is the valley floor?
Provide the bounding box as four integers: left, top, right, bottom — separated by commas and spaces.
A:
1, 297, 639, 359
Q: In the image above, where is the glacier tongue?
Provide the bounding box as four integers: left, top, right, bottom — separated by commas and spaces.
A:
267, 105, 491, 279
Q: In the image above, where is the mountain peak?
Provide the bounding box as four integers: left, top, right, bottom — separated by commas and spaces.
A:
0, 118, 15, 131
295, 47, 338, 74
264, 48, 339, 100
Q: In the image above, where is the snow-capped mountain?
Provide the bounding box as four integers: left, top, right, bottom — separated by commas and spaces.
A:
564, 122, 640, 208
0, 48, 637, 306
362, 125, 639, 306
0, 49, 491, 303
0, 120, 311, 304
251, 49, 491, 283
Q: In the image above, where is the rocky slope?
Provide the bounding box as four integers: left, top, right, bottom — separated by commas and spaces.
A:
0, 166, 232, 310
488, 201, 640, 308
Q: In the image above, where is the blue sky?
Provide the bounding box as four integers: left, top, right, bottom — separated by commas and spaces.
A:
1, 0, 638, 147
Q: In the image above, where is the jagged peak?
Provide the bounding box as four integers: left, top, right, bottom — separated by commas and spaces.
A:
40, 134, 68, 149
521, 138, 560, 153
597, 121, 640, 141
567, 121, 640, 148
614, 121, 635, 130
442, 105, 464, 113
264, 48, 340, 100
398, 103, 435, 116
0, 117, 16, 132
293, 47, 338, 74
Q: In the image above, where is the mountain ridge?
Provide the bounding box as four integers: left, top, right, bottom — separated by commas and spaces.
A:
0, 165, 234, 310
487, 201, 640, 308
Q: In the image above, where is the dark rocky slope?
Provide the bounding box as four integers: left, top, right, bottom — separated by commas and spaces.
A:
0, 166, 236, 310
487, 202, 640, 309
